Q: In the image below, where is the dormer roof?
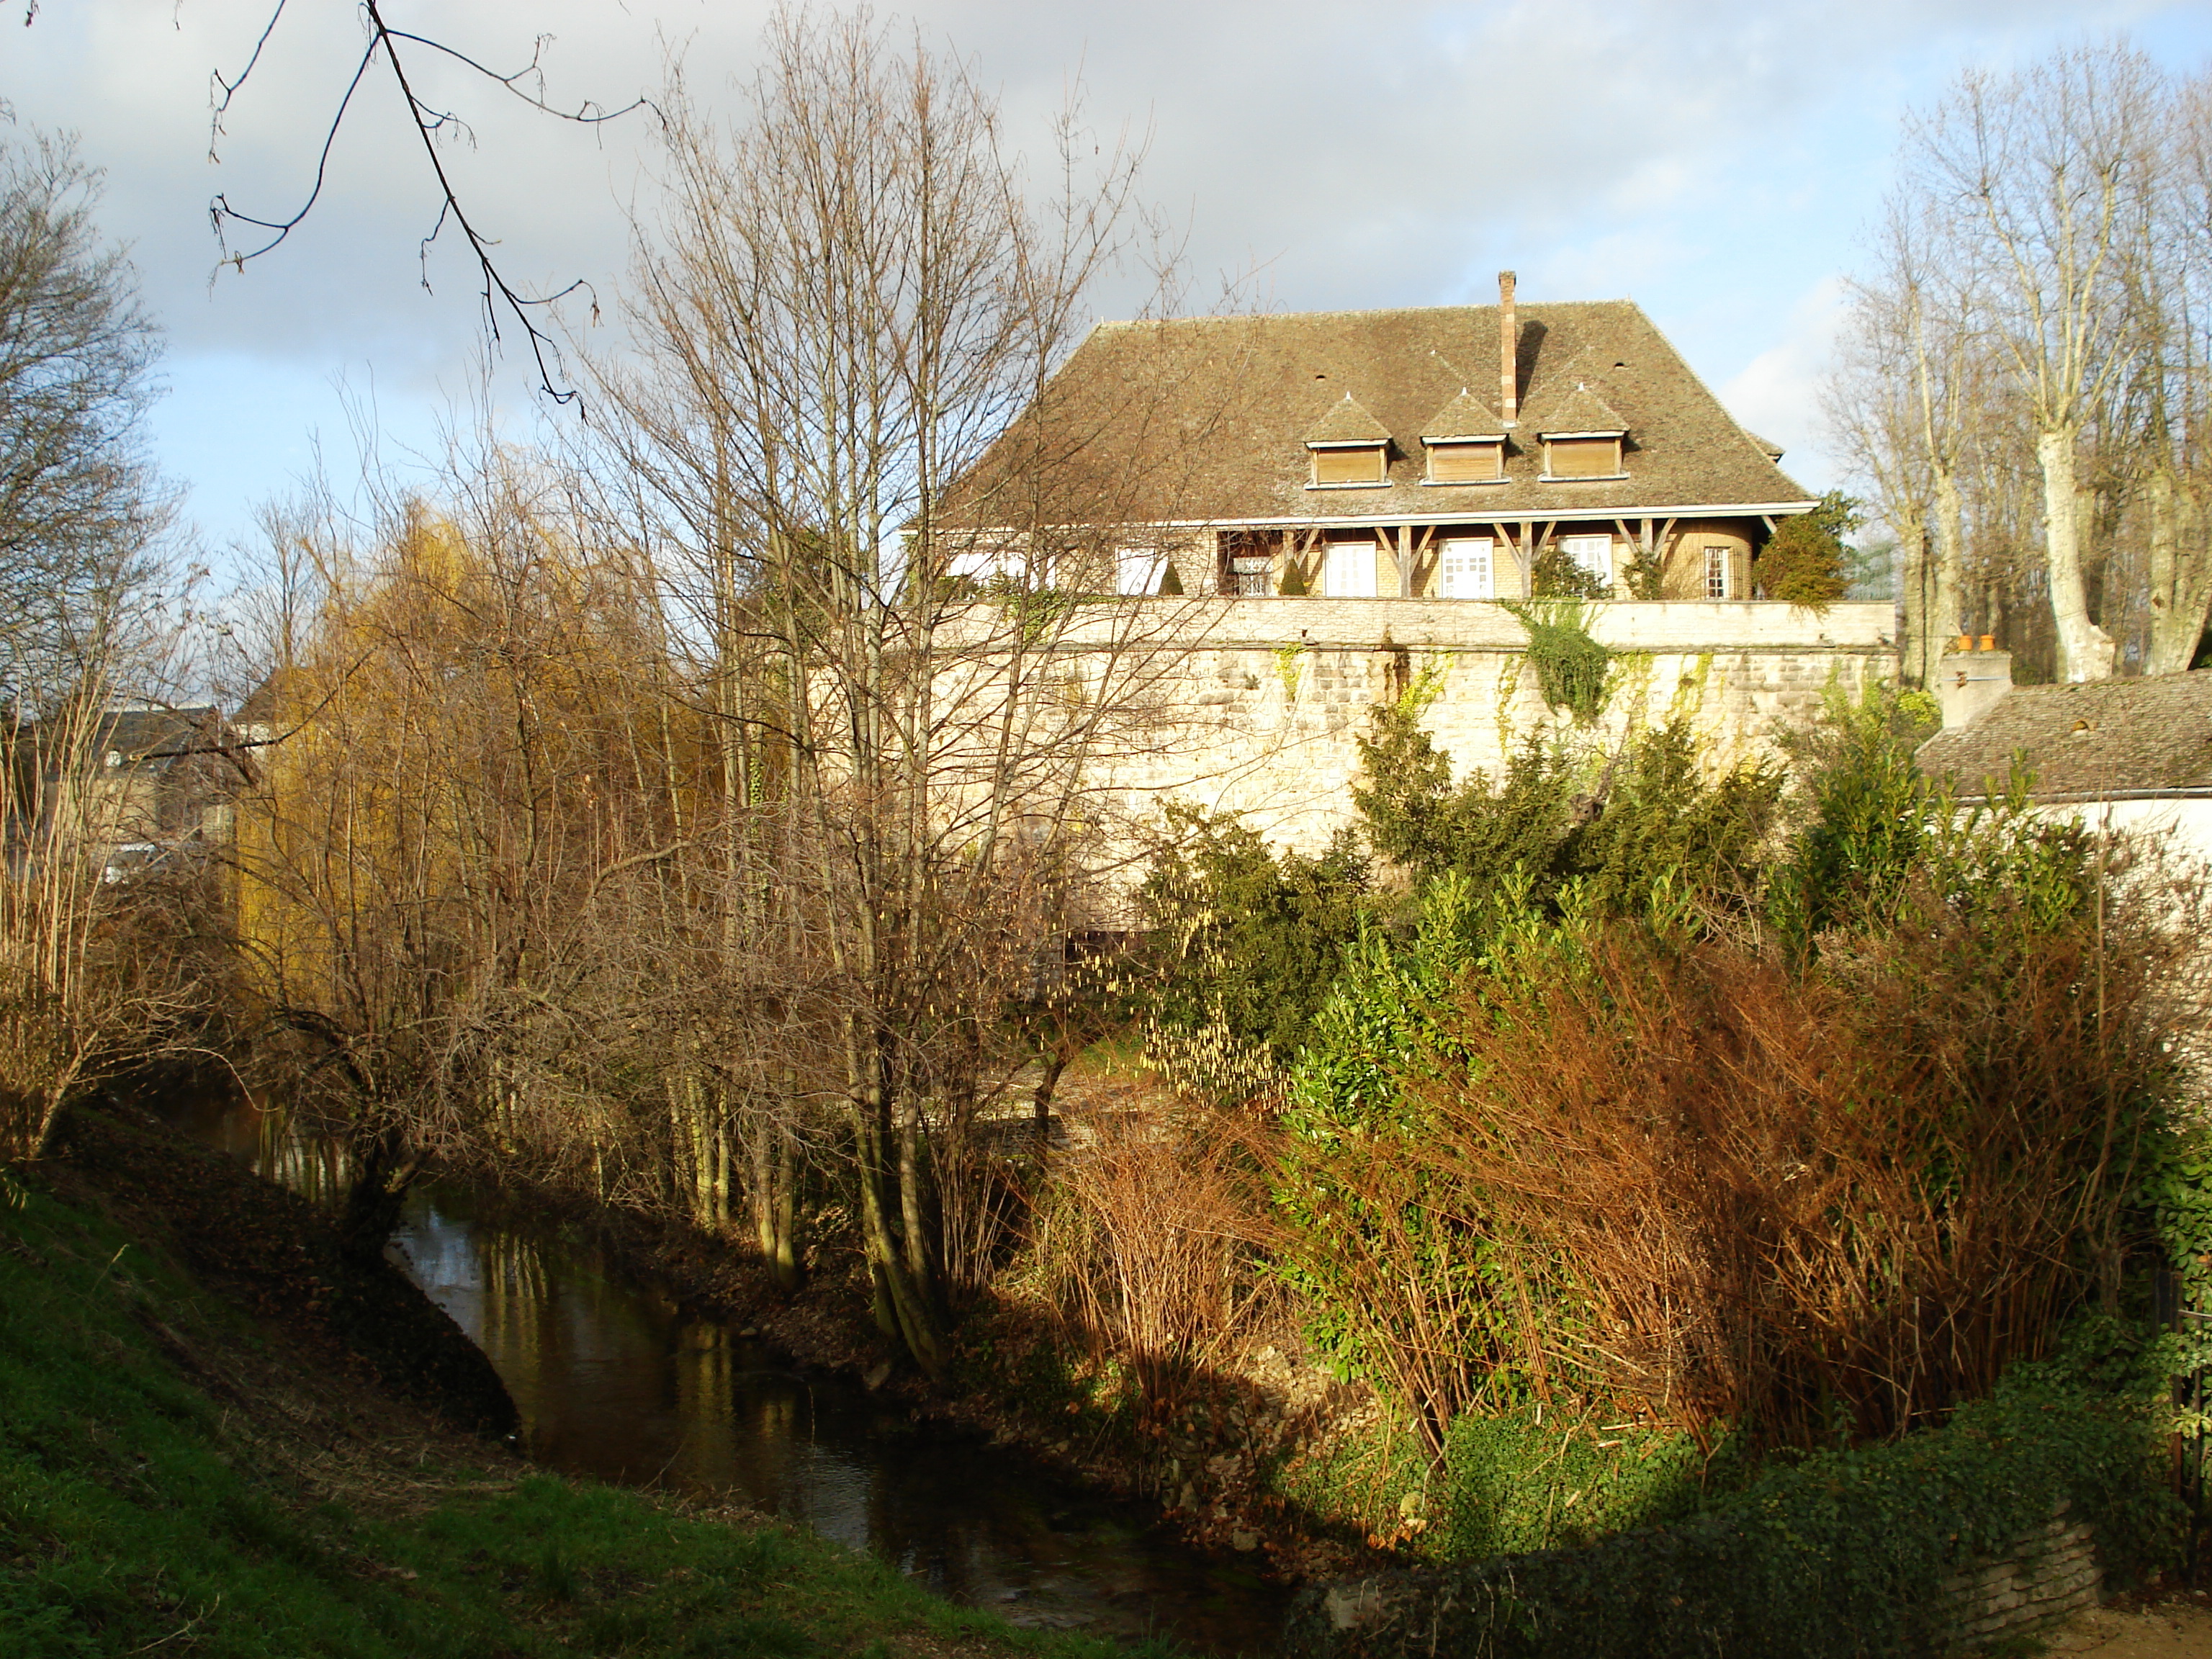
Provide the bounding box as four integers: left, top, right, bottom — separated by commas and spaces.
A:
1533, 383, 1629, 439
1419, 390, 1509, 443
1303, 395, 1392, 448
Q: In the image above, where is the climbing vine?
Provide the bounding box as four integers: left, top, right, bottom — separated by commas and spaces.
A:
1501, 599, 1612, 724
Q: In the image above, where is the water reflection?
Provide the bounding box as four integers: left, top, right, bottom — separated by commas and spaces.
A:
170, 1090, 353, 1208
166, 1096, 1285, 1653
388, 1187, 1284, 1649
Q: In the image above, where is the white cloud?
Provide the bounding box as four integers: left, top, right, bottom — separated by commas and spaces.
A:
1719, 276, 1851, 490
8, 0, 2208, 548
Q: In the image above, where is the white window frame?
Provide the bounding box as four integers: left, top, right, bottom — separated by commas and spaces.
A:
1560, 534, 1612, 589
1437, 537, 1495, 600
945, 542, 1015, 585
1705, 545, 1731, 599
1115, 548, 1166, 596
1323, 541, 1379, 598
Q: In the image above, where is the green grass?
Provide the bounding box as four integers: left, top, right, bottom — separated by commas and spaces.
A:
0, 1176, 1172, 1659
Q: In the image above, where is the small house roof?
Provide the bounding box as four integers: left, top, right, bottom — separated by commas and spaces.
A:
1533, 382, 1629, 439
1303, 395, 1392, 448
1420, 389, 1509, 442
94, 706, 222, 768
1916, 670, 2212, 797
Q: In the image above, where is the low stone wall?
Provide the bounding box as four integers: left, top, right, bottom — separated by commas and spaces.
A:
1940, 1506, 2103, 1649
1281, 1503, 2104, 1658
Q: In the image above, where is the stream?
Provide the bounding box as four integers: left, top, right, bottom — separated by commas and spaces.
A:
176, 1096, 1290, 1655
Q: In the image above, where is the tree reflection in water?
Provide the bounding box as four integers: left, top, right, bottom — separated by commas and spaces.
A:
174, 1100, 1287, 1655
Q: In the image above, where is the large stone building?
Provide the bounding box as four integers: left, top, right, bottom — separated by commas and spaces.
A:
976, 272, 1830, 606
945, 278, 1897, 856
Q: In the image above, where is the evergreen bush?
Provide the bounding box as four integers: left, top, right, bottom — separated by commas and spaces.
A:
1283, 1351, 2180, 1658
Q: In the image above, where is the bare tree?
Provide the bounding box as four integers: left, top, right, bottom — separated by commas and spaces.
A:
0, 128, 172, 699
1830, 202, 1982, 685
1899, 46, 2164, 681
0, 125, 200, 1163
2118, 71, 2212, 673
585, 9, 1200, 1375
225, 446, 692, 1256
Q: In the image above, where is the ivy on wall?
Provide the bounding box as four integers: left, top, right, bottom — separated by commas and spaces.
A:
1501, 599, 1611, 723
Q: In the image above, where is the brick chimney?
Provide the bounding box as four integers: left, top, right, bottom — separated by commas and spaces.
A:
1936, 644, 2012, 729
1498, 270, 1519, 425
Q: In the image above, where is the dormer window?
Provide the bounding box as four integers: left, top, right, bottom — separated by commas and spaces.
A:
1304, 394, 1393, 490
1534, 383, 1630, 482
1418, 390, 1509, 486
1426, 440, 1503, 484
1310, 444, 1388, 487
1545, 436, 1622, 479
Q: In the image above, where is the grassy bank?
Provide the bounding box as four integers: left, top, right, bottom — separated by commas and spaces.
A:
0, 1116, 1174, 1659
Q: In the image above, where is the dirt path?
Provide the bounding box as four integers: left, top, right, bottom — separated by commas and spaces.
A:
2044, 1593, 2212, 1656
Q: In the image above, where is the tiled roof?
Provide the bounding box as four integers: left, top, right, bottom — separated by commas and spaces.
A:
1419, 389, 1509, 441
1916, 671, 2212, 797
94, 707, 221, 767
1533, 382, 1629, 438
953, 301, 1815, 526
1304, 395, 1392, 446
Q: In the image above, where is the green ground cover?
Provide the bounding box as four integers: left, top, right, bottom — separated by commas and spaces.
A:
0, 1173, 1168, 1659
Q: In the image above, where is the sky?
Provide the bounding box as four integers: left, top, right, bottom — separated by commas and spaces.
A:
9, 0, 2212, 563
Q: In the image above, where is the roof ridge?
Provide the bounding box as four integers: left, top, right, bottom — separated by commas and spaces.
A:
1089, 298, 1642, 331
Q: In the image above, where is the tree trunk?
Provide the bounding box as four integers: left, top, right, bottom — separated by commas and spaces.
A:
748, 1080, 804, 1295
845, 1037, 946, 1376
1897, 516, 1931, 685
898, 1092, 945, 1327
2145, 465, 2212, 675
1928, 466, 1968, 676
1032, 1053, 1067, 1156
2038, 426, 2117, 681
339, 1115, 418, 1267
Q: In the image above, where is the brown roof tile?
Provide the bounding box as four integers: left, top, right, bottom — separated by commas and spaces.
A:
1419, 389, 1509, 441
1915, 671, 2212, 797
958, 301, 1816, 528
1304, 395, 1393, 446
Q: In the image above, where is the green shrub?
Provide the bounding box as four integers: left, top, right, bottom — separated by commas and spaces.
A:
1753, 489, 1863, 608
1768, 678, 1942, 942
1354, 712, 1779, 920
1282, 1352, 2182, 1658
1138, 804, 1372, 1068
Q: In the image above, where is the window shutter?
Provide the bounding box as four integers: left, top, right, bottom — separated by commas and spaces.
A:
1427, 441, 1502, 484
1313, 445, 1387, 485
1547, 438, 1619, 478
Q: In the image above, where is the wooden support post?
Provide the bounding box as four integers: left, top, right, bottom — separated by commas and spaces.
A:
1411, 524, 1437, 599
1394, 524, 1413, 598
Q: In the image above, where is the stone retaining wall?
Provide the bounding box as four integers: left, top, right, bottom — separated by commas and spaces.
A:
1940, 1506, 2103, 1649
1038, 598, 1899, 858
1282, 1503, 2105, 1658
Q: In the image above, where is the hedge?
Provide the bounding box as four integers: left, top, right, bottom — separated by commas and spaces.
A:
1282, 1358, 2180, 1658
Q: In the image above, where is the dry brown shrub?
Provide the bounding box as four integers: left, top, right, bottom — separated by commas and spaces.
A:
1032, 1105, 1282, 1415
1425, 874, 2195, 1447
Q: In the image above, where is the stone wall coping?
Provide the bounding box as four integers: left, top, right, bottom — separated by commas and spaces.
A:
947, 598, 1899, 655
